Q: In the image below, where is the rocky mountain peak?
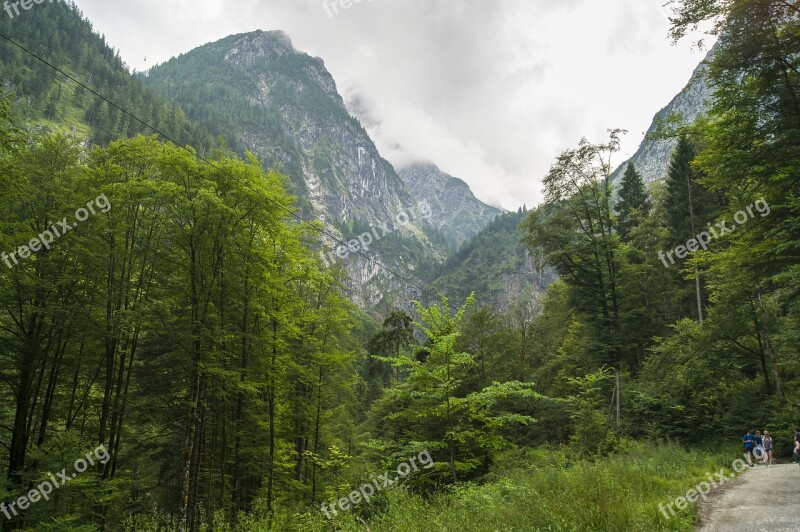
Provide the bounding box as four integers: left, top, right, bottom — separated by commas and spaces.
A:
398, 162, 504, 248
217, 30, 343, 106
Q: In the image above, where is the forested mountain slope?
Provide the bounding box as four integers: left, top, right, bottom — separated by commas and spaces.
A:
0, 1, 214, 150
426, 209, 554, 310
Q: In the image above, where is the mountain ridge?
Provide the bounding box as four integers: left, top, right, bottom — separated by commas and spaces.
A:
611, 47, 714, 185
398, 161, 505, 249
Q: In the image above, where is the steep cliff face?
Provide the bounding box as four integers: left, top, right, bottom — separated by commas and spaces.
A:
611, 47, 715, 184
398, 162, 504, 249
141, 30, 447, 310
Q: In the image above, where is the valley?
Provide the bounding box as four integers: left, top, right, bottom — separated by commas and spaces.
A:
0, 1, 798, 531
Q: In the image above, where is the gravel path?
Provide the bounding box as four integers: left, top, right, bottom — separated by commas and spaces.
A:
698, 463, 800, 531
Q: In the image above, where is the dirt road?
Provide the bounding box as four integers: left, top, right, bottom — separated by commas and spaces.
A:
698, 463, 800, 531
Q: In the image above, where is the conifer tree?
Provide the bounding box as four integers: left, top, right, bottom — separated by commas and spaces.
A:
615, 163, 651, 242
664, 135, 716, 323
665, 137, 709, 243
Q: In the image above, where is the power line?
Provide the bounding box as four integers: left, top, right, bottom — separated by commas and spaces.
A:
0, 30, 446, 304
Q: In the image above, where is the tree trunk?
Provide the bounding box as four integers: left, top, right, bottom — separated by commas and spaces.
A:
756, 285, 784, 400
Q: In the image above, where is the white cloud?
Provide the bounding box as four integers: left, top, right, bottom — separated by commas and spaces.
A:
72, 0, 711, 210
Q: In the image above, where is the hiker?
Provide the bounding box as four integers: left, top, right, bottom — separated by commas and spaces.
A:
743, 431, 756, 466
762, 431, 773, 466
795, 438, 800, 467
754, 430, 765, 464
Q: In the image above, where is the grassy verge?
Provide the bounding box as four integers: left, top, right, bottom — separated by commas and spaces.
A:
124, 441, 743, 531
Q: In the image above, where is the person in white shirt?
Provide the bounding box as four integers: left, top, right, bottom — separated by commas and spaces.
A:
762, 431, 774, 466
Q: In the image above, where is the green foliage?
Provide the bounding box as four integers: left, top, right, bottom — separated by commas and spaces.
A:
615, 162, 651, 242
366, 296, 541, 487
0, 1, 214, 150
622, 0, 800, 447
129, 442, 738, 532
525, 131, 629, 368
364, 311, 415, 400
565, 368, 619, 456
521, 0, 799, 461
0, 120, 360, 529
664, 135, 719, 249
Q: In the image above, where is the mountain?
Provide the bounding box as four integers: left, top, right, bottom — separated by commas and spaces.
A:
140, 31, 502, 310
611, 47, 715, 184
425, 209, 554, 310
398, 162, 504, 249
142, 31, 415, 222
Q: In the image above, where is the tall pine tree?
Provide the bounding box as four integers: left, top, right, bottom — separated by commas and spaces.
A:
664, 135, 717, 323
615, 163, 651, 242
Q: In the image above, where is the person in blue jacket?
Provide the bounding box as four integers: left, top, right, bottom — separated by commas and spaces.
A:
754, 430, 765, 464
743, 431, 756, 467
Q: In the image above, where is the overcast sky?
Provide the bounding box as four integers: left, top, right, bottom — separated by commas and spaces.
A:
71, 0, 710, 211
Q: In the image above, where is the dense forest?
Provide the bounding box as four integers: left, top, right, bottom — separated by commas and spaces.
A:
0, 0, 798, 531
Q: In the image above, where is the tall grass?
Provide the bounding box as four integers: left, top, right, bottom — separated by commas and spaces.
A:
124, 441, 740, 531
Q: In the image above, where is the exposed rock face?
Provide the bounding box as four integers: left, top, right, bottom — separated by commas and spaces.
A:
398, 162, 504, 249
203, 31, 416, 224
611, 47, 715, 185
143, 30, 453, 311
